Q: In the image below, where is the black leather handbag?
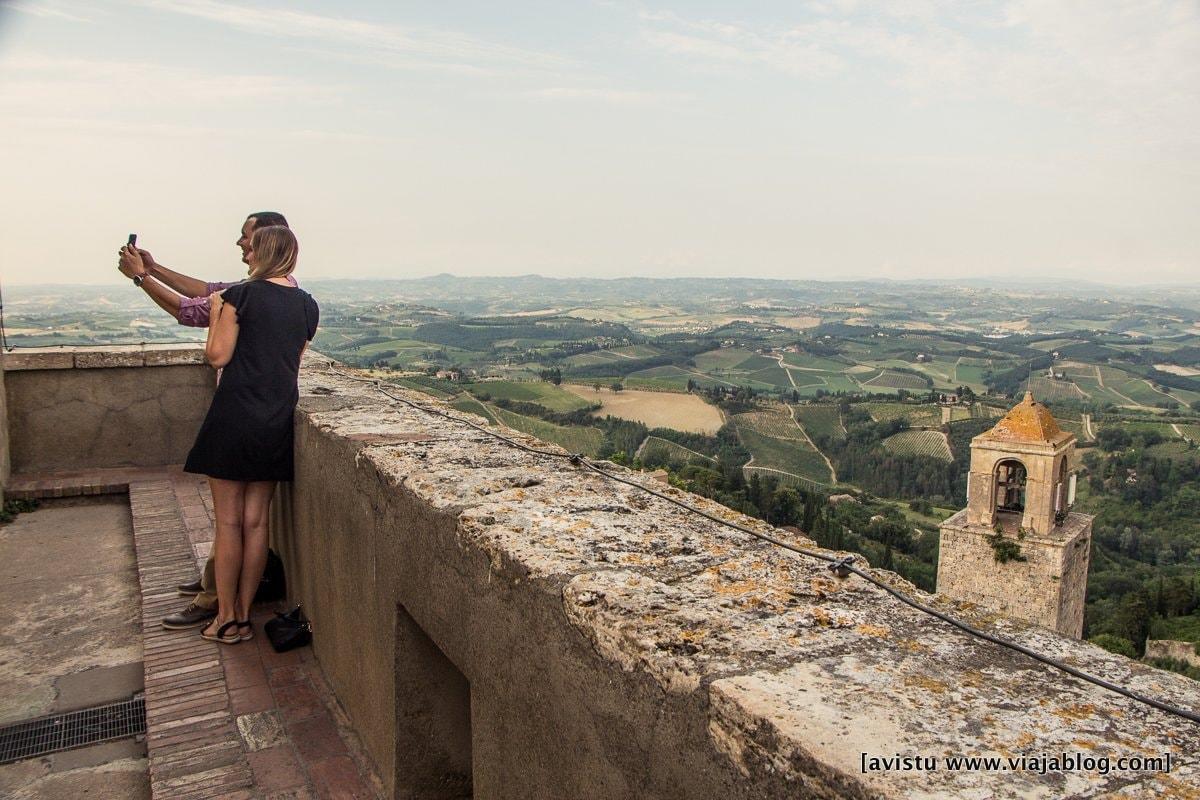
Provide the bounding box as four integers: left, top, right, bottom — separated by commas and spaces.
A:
264, 605, 312, 653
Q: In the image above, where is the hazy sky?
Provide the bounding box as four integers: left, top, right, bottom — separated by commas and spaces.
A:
2, 0, 1197, 285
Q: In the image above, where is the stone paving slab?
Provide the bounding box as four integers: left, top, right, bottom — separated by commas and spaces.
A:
13, 468, 385, 800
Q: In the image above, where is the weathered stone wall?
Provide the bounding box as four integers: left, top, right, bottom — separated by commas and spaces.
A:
273, 357, 1200, 799
1146, 640, 1200, 669
3, 346, 213, 474
938, 510, 1091, 638
0, 345, 9, 500
1054, 518, 1091, 635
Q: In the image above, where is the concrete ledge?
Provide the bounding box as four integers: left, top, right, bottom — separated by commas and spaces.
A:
4, 465, 185, 500
275, 357, 1200, 799
3, 346, 214, 473
3, 344, 206, 371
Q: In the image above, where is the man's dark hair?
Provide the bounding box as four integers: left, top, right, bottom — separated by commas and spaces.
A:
247, 211, 289, 229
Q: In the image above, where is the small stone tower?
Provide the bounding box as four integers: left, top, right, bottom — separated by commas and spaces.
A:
937, 392, 1092, 637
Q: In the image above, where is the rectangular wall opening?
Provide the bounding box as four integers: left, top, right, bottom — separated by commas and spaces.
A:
394, 603, 472, 799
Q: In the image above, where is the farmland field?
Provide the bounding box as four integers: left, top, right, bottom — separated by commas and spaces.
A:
948, 404, 1004, 422
731, 355, 781, 372
638, 435, 717, 466
866, 402, 941, 427
1060, 363, 1098, 378
490, 405, 605, 456
785, 370, 827, 388
622, 375, 710, 392
780, 353, 850, 372
743, 466, 829, 492
862, 370, 929, 390
882, 429, 952, 461
1114, 377, 1174, 406
610, 344, 663, 358
388, 375, 460, 399
1143, 440, 1194, 461
734, 411, 806, 440
449, 395, 501, 424
564, 350, 623, 366
1167, 386, 1200, 406
1072, 376, 1132, 407
466, 380, 595, 412
743, 366, 794, 389
734, 423, 834, 484
1028, 376, 1087, 401
1029, 338, 1083, 352
1110, 421, 1184, 439
627, 365, 736, 390
354, 338, 427, 356
874, 357, 956, 384
562, 385, 725, 433
952, 356, 997, 387
814, 373, 866, 394
1055, 419, 1085, 438
792, 404, 845, 441
952, 365, 989, 387
693, 347, 756, 371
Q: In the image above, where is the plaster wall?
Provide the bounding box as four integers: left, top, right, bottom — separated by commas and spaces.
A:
4, 347, 212, 474
270, 359, 1200, 800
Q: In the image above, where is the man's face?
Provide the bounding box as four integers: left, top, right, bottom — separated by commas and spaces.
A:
237, 217, 257, 264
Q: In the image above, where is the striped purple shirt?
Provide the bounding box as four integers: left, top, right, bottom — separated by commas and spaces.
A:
177, 275, 299, 327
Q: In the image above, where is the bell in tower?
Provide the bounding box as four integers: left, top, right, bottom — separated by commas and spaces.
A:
938, 392, 1093, 637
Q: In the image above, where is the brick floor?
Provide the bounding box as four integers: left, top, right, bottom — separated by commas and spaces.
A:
11, 468, 387, 800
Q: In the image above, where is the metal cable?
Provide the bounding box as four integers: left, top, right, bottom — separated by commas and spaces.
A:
324, 362, 1200, 726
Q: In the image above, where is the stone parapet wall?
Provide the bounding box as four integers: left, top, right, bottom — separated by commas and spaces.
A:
3, 345, 213, 473
1146, 640, 1200, 669
0, 346, 9, 499
274, 356, 1200, 799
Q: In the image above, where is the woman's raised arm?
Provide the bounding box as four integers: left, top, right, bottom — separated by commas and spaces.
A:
205, 292, 240, 368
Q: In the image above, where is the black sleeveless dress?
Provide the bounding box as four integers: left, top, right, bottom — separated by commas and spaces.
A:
184, 280, 319, 482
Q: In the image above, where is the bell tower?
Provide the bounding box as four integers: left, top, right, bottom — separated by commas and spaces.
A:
938, 392, 1092, 637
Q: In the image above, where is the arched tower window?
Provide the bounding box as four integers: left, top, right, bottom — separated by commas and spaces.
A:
995, 459, 1026, 514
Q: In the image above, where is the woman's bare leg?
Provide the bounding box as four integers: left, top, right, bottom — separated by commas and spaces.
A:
204, 477, 246, 639
236, 481, 276, 622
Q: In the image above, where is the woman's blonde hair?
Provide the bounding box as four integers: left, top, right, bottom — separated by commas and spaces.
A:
247, 225, 298, 280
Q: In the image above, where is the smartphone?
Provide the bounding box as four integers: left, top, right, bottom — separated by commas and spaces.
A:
127, 233, 137, 247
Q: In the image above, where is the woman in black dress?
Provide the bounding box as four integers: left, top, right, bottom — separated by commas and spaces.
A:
184, 225, 319, 644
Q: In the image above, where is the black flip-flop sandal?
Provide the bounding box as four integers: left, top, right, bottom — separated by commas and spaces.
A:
200, 620, 241, 645
237, 620, 253, 642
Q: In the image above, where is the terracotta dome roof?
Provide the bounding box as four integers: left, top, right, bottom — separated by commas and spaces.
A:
979, 391, 1071, 444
